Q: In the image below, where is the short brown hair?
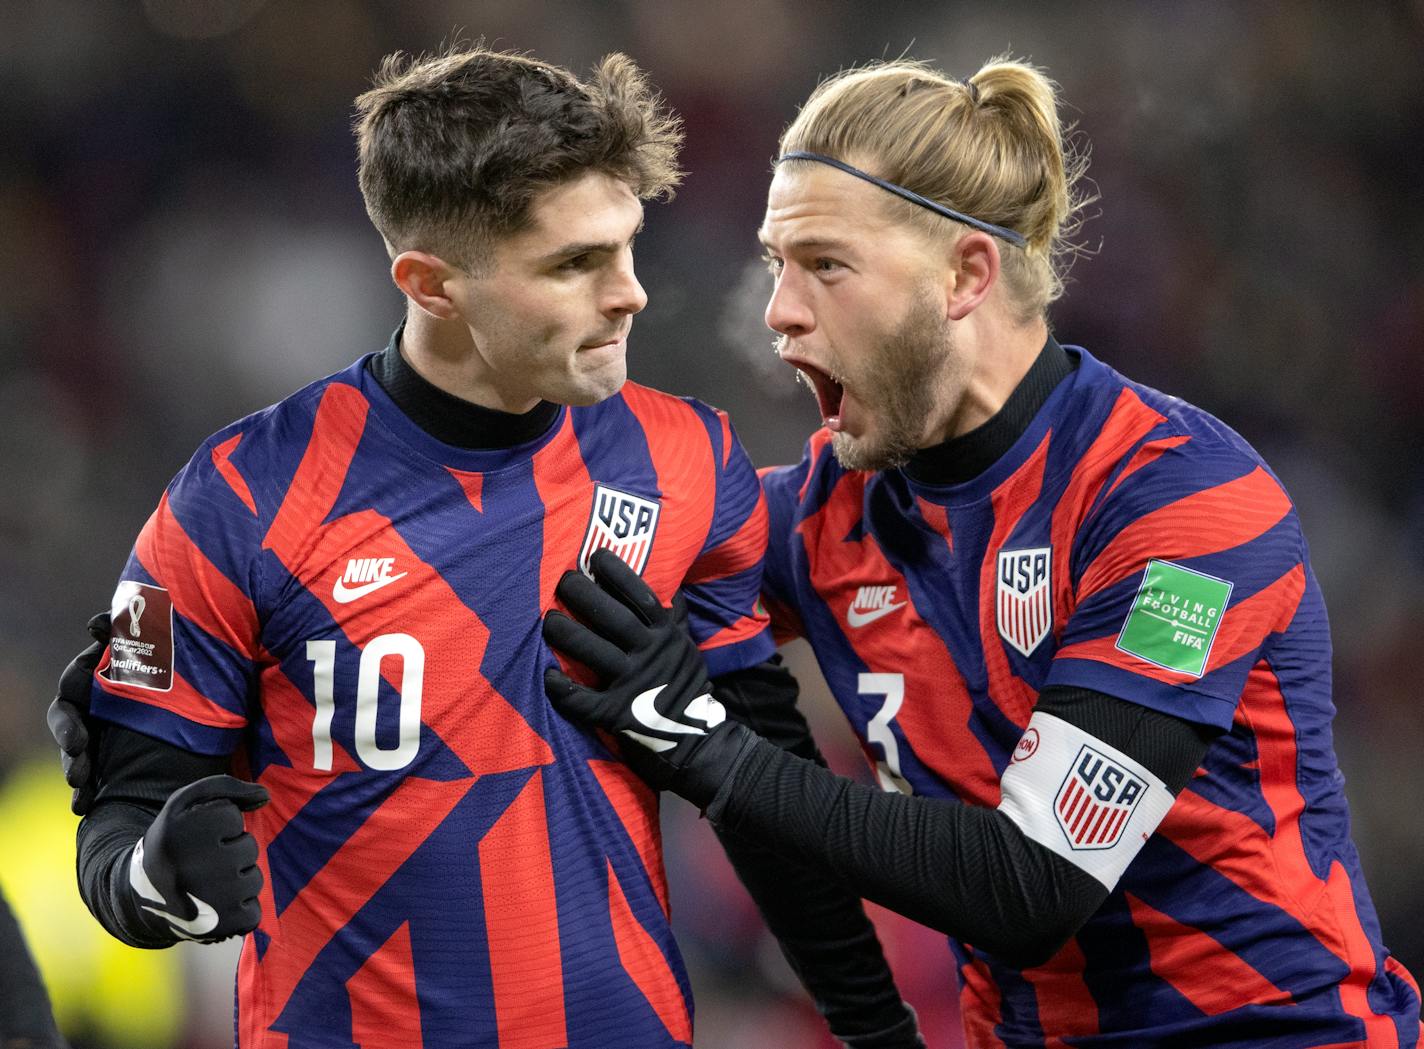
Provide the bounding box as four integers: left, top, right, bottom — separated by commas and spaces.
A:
781, 58, 1091, 321
354, 45, 683, 270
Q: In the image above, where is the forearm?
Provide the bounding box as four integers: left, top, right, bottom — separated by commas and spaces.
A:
75, 800, 172, 949
705, 727, 1103, 967
709, 660, 920, 1046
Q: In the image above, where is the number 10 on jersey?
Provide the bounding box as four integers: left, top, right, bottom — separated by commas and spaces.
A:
306, 635, 425, 772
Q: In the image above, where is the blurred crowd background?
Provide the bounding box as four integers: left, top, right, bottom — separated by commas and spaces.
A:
2, 1, 1421, 1046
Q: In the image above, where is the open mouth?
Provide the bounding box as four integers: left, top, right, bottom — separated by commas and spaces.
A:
793, 360, 846, 429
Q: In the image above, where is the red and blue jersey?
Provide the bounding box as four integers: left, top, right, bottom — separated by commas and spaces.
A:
89, 353, 773, 1049
760, 346, 1421, 1048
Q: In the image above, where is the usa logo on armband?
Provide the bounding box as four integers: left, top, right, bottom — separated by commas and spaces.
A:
1054, 745, 1146, 850
998, 711, 1175, 889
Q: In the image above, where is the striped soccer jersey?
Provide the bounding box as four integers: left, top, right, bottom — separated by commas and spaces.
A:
760, 345, 1421, 1048
89, 351, 773, 1049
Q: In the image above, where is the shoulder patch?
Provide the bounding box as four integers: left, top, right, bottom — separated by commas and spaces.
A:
1115, 559, 1232, 677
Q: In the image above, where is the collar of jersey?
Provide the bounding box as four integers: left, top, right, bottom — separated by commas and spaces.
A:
356, 341, 569, 473
901, 339, 1085, 507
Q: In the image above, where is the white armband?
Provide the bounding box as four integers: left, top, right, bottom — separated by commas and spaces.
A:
997, 711, 1176, 890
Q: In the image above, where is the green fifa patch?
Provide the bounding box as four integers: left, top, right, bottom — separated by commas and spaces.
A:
1115, 559, 1233, 677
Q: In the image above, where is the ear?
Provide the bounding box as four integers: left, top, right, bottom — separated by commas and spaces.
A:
945, 231, 999, 321
391, 250, 464, 321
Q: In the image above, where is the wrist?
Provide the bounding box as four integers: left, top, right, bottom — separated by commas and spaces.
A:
110, 841, 178, 948
674, 720, 759, 810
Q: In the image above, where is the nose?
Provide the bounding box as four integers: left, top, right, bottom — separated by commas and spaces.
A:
604, 254, 648, 319
764, 272, 813, 338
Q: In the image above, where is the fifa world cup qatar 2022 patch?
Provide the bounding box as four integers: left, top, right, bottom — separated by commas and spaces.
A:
579, 484, 661, 577
1115, 559, 1233, 678
998, 711, 1174, 889
101, 581, 174, 691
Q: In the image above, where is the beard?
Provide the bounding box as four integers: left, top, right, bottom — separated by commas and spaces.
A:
829, 284, 960, 472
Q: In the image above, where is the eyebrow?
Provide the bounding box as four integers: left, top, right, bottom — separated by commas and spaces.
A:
757, 232, 856, 255
542, 217, 645, 263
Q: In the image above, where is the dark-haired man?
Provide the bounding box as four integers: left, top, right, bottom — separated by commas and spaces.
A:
52, 47, 921, 1049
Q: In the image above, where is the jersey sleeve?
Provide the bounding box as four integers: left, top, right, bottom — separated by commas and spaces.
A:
680, 406, 775, 678
90, 425, 267, 755
1045, 434, 1310, 730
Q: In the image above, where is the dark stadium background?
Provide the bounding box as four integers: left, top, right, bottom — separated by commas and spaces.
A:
2, 2, 1420, 1045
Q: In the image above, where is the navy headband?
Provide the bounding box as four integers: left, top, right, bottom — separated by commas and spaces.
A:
776, 150, 1027, 249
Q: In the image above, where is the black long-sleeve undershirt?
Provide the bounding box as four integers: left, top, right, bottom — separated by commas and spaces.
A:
75, 727, 229, 949
700, 683, 1218, 968
711, 659, 920, 1046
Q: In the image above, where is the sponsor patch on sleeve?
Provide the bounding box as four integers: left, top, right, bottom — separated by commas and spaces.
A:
997, 711, 1174, 889
1114, 559, 1232, 678
101, 581, 174, 692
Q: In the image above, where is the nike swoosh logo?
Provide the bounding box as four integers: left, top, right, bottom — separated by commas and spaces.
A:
846, 601, 907, 628
128, 840, 220, 939
627, 684, 725, 748
331, 572, 408, 604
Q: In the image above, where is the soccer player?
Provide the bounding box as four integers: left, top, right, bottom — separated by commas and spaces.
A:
48, 47, 923, 1049
540, 58, 1424, 1046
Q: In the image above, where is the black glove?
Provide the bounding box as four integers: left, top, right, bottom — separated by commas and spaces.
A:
46, 612, 111, 815
542, 549, 753, 804
126, 774, 269, 944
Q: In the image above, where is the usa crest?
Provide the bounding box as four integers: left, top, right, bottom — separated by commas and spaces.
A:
579, 485, 661, 576
1054, 744, 1146, 850
997, 547, 1053, 656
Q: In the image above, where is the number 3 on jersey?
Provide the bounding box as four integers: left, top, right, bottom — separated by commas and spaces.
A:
859, 673, 913, 796
306, 634, 424, 772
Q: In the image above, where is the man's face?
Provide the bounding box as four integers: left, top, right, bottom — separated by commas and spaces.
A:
447, 170, 647, 411
759, 163, 964, 471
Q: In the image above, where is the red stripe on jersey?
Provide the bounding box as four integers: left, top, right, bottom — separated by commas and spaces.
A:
618, 385, 716, 600
1049, 388, 1167, 601
137, 493, 262, 661
237, 935, 288, 1048
479, 772, 568, 1049
347, 922, 424, 1049
251, 777, 474, 1027
1077, 467, 1293, 600
99, 666, 247, 729
448, 467, 483, 513
529, 411, 591, 604
697, 615, 769, 653
980, 431, 1054, 724
589, 759, 669, 915
1022, 937, 1100, 1045
1321, 862, 1400, 1046
763, 592, 804, 646
684, 493, 768, 585
805, 472, 1000, 804
264, 382, 369, 562
959, 954, 1010, 1049
1125, 892, 1288, 1014
606, 860, 692, 1044
1102, 434, 1193, 502
212, 433, 259, 515
716, 409, 734, 469
916, 497, 954, 555
1203, 565, 1305, 675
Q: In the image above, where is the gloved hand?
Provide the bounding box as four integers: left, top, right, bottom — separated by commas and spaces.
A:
127, 775, 269, 944
46, 612, 111, 815
542, 549, 751, 804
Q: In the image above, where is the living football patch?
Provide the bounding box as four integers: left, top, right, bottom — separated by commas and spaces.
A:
1115, 559, 1232, 678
